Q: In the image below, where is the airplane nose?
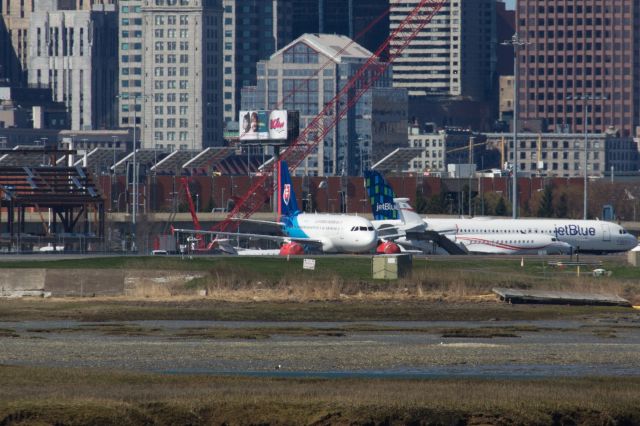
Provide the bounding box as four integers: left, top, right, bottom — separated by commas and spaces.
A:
369, 231, 378, 249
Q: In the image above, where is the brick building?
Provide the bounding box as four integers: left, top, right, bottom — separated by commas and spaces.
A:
516, 0, 640, 137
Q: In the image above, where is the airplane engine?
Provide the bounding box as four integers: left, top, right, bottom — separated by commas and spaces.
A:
376, 241, 401, 254
279, 242, 304, 256
320, 238, 336, 253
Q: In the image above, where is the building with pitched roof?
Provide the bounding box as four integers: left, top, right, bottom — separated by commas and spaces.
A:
240, 33, 407, 176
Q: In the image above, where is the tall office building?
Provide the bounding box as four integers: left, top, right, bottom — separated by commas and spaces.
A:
241, 34, 407, 177
496, 0, 515, 77
27, 0, 118, 130
289, 0, 389, 54
516, 0, 640, 137
1, 0, 34, 86
222, 0, 292, 124
1, 0, 115, 86
390, 0, 496, 101
140, 0, 223, 150
117, 0, 143, 128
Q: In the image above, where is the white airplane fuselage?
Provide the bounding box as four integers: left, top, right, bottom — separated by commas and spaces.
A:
284, 213, 378, 253
425, 218, 637, 253
448, 233, 572, 255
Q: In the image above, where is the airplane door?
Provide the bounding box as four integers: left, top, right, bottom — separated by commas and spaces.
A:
601, 224, 611, 241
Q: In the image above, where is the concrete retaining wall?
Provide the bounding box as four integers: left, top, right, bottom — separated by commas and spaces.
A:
44, 269, 125, 297
0, 269, 47, 293
0, 269, 202, 297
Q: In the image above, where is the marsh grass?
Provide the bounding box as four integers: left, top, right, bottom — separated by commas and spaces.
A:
0, 298, 631, 322
1, 366, 640, 425
1, 255, 639, 302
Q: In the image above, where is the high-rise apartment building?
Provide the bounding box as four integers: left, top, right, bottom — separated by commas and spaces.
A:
27, 0, 118, 130
390, 0, 496, 100
139, 0, 223, 150
241, 34, 407, 177
516, 0, 640, 137
222, 0, 292, 124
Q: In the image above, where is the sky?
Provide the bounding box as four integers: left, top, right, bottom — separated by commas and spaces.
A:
504, 0, 515, 10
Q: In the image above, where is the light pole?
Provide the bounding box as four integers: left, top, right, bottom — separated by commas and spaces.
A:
501, 32, 529, 218
116, 93, 147, 243
111, 136, 118, 175
567, 94, 606, 220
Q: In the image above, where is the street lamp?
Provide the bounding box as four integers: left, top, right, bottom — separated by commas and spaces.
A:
116, 93, 147, 242
567, 94, 607, 220
501, 32, 530, 219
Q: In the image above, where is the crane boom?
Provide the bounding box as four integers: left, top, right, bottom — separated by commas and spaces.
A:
214, 0, 447, 232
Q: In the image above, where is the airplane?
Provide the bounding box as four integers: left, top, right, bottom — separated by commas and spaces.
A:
364, 170, 573, 255
425, 216, 637, 254
174, 161, 378, 254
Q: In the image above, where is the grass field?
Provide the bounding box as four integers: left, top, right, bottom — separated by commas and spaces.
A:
1, 365, 640, 425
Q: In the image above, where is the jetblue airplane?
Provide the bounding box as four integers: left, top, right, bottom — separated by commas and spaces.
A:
175, 161, 378, 254
426, 216, 636, 254
365, 170, 573, 255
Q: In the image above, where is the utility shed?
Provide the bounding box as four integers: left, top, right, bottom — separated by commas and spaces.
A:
372, 254, 413, 280
493, 288, 631, 307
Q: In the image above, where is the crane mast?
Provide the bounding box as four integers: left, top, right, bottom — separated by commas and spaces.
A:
214, 0, 448, 232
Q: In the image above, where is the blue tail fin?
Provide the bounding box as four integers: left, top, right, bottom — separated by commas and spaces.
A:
278, 160, 300, 218
364, 170, 398, 220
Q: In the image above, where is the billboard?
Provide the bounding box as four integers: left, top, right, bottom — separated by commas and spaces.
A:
239, 110, 269, 141
239, 110, 299, 142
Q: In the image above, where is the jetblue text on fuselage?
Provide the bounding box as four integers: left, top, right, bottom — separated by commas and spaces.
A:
554, 224, 596, 237
375, 202, 395, 212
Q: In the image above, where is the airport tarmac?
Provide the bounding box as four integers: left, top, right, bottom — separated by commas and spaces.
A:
1, 317, 640, 378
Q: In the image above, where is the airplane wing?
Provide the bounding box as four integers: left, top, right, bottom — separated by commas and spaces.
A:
229, 218, 285, 227
172, 228, 324, 248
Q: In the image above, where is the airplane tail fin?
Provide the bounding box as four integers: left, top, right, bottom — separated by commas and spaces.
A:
364, 170, 398, 220
277, 160, 300, 219
364, 170, 424, 229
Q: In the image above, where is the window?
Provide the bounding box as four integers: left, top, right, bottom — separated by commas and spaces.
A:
283, 42, 318, 64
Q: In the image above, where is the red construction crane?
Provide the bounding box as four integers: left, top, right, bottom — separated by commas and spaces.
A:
213, 0, 447, 233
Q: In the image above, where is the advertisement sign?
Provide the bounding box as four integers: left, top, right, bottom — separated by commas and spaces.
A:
268, 110, 288, 140
239, 110, 299, 143
239, 110, 269, 141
